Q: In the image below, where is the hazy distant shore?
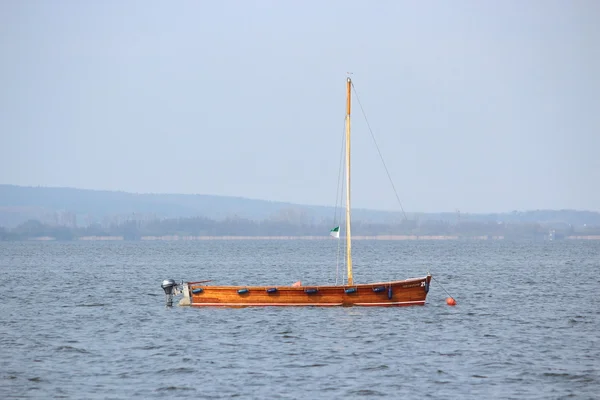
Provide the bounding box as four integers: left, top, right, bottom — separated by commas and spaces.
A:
2, 185, 600, 242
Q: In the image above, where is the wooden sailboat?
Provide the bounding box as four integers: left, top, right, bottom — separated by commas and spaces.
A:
165, 77, 432, 307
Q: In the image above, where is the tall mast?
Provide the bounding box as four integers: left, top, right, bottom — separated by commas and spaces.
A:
345, 77, 353, 285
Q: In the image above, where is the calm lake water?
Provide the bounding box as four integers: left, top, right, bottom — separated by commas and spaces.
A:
1, 240, 598, 399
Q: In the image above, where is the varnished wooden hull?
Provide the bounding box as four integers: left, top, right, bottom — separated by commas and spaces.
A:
180, 275, 431, 307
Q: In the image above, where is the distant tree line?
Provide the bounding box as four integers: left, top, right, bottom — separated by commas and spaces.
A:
2, 216, 600, 241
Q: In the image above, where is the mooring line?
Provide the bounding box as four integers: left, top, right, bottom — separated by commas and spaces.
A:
430, 274, 456, 301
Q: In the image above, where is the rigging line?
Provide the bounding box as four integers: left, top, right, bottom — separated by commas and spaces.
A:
351, 83, 408, 221
333, 117, 347, 225
335, 242, 340, 285
334, 117, 346, 285
338, 150, 347, 285
338, 153, 347, 285
343, 191, 347, 286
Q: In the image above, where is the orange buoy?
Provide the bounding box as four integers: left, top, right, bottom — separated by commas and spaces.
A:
446, 297, 456, 306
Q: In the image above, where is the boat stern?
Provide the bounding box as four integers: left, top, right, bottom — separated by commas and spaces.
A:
179, 282, 191, 306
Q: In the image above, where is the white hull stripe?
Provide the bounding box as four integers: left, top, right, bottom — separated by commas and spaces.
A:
355, 301, 425, 306
191, 303, 344, 307
189, 301, 425, 307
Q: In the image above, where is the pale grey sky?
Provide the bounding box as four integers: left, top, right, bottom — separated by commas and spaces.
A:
1, 0, 598, 213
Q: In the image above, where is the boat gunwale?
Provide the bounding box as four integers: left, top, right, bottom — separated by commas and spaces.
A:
187, 275, 431, 291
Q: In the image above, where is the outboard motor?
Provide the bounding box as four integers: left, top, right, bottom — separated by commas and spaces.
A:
161, 279, 179, 307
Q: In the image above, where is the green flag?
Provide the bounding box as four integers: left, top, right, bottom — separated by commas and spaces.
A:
329, 226, 340, 238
